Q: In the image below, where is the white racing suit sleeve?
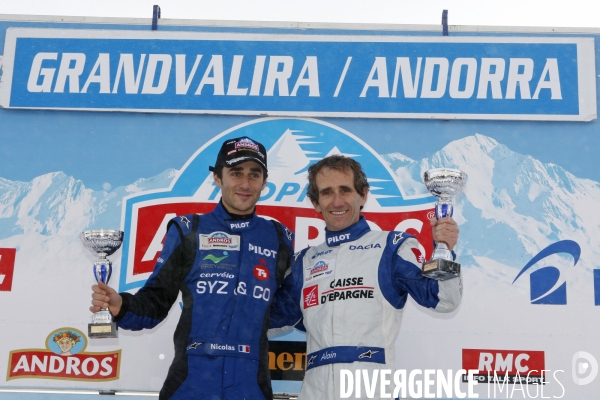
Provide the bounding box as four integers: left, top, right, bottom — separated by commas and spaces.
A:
435, 273, 463, 313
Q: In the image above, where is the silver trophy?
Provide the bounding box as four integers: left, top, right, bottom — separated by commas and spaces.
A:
81, 229, 124, 338
422, 168, 467, 281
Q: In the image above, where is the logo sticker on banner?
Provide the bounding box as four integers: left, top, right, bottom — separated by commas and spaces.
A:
512, 240, 581, 305
462, 348, 547, 384
6, 327, 121, 381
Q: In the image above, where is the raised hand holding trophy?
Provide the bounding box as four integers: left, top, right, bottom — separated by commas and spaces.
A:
81, 229, 123, 338
422, 168, 467, 281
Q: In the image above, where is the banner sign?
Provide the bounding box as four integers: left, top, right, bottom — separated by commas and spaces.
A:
2, 18, 600, 398
0, 28, 596, 121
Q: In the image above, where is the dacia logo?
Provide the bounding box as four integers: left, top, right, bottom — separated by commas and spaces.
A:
349, 243, 381, 250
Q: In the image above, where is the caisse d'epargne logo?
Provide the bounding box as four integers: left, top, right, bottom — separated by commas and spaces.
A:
7, 327, 121, 381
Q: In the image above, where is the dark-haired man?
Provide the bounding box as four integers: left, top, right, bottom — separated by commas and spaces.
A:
271, 155, 462, 399
91, 137, 293, 400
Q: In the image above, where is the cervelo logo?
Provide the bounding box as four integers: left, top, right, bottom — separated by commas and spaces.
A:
0, 248, 17, 292
513, 240, 580, 305
199, 272, 235, 279
7, 328, 121, 381
119, 118, 436, 292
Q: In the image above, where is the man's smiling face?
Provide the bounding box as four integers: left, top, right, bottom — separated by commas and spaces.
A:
311, 166, 368, 232
214, 161, 266, 215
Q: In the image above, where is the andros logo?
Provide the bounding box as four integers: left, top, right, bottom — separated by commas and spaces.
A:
209, 233, 232, 244
7, 327, 121, 381
118, 118, 438, 292
310, 261, 329, 275
512, 240, 581, 305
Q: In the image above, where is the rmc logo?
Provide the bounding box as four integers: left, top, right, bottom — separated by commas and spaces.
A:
118, 118, 437, 292
512, 240, 581, 305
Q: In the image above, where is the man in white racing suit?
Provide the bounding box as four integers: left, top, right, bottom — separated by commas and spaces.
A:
270, 155, 462, 399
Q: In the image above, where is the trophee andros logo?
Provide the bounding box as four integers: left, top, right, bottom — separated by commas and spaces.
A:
118, 118, 437, 292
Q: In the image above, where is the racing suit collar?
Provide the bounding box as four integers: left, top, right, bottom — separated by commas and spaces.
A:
324, 216, 371, 247
214, 201, 259, 232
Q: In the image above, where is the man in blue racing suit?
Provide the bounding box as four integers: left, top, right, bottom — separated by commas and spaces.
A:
90, 137, 293, 400
270, 155, 462, 399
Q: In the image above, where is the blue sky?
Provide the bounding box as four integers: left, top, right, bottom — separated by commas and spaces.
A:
0, 0, 598, 29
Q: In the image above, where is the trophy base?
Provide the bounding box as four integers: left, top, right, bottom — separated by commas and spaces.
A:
422, 259, 461, 281
88, 322, 118, 338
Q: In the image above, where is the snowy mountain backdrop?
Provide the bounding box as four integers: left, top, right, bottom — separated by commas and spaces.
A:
2, 133, 599, 284
382, 133, 600, 279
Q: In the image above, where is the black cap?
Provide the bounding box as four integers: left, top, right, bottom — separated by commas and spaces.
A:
209, 136, 268, 172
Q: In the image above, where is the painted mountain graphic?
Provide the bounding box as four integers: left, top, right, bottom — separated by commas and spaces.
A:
0, 168, 178, 239
384, 133, 600, 276
1, 133, 599, 279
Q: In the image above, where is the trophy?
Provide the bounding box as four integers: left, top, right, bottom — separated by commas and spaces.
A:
421, 168, 467, 281
81, 229, 124, 338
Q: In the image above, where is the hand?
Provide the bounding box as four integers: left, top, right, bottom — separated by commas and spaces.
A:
90, 280, 123, 317
430, 216, 459, 251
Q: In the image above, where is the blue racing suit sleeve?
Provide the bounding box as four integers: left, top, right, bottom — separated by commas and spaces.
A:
389, 237, 442, 310
388, 236, 461, 313
269, 249, 307, 333
114, 220, 187, 330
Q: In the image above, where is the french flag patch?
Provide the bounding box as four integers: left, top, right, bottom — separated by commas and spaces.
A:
238, 345, 250, 353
